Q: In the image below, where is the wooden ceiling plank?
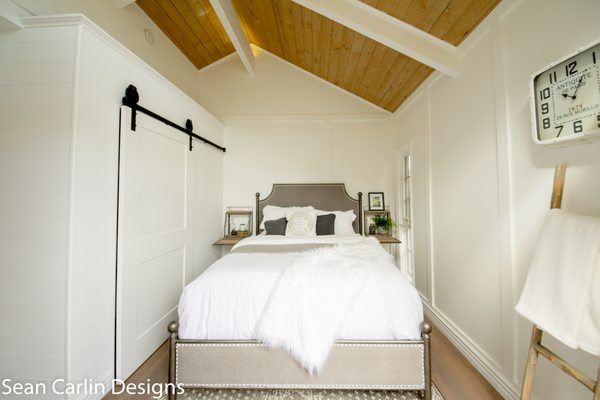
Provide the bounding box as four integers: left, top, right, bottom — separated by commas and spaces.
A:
386, 63, 433, 110
196, 0, 235, 57
349, 37, 376, 94
300, 6, 313, 73
172, 0, 221, 61
340, 33, 366, 90
357, 43, 390, 98
362, 0, 405, 15
417, 0, 453, 33
290, 0, 458, 77
400, 0, 454, 34
429, 0, 472, 45
311, 9, 322, 76
232, 1, 260, 47
363, 50, 400, 103
250, 0, 277, 55
325, 21, 344, 82
158, 0, 200, 46
400, 0, 428, 29
379, 58, 422, 109
372, 54, 410, 105
138, 0, 210, 68
387, 0, 411, 20
333, 27, 355, 86
319, 16, 333, 78
161, 0, 222, 64
256, 0, 286, 58
210, 0, 255, 74
290, 1, 306, 70
273, 0, 298, 65
237, 0, 265, 47
442, 0, 499, 45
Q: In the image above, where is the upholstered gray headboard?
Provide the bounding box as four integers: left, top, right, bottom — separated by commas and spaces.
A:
255, 183, 362, 234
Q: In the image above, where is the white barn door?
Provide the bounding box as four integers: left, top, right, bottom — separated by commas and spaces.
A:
116, 107, 191, 379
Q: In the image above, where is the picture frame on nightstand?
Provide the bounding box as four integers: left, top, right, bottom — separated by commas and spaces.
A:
368, 192, 385, 210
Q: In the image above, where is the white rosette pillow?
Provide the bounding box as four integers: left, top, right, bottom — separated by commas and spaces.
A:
285, 210, 318, 236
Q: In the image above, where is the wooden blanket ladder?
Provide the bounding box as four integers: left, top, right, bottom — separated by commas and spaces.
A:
520, 164, 600, 400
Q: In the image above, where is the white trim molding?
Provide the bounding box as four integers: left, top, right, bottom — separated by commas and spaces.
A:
422, 297, 521, 400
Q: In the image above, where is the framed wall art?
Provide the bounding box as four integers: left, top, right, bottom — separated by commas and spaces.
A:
368, 192, 385, 211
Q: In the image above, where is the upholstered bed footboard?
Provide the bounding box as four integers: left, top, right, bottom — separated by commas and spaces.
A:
167, 321, 432, 400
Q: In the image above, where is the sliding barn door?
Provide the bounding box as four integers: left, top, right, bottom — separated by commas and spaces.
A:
116, 107, 191, 379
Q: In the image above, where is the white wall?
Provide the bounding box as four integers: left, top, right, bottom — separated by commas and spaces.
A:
394, 0, 600, 399
195, 46, 388, 118
12, 0, 201, 106
0, 16, 224, 399
197, 48, 396, 225
0, 24, 75, 397
223, 117, 395, 214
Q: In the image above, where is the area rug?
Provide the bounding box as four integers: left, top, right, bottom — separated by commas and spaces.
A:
161, 385, 443, 400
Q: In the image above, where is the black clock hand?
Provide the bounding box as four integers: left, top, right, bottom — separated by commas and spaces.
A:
570, 76, 584, 100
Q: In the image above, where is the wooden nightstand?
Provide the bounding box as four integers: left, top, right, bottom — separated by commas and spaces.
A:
213, 233, 250, 246
363, 210, 400, 244
370, 234, 401, 244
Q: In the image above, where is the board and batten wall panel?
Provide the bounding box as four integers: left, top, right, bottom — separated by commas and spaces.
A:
0, 25, 77, 398
429, 30, 502, 364
500, 1, 600, 399
222, 118, 395, 218
67, 20, 225, 394
0, 15, 224, 399
394, 0, 600, 399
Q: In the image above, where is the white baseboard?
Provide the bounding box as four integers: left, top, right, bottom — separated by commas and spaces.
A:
71, 374, 113, 400
422, 297, 520, 400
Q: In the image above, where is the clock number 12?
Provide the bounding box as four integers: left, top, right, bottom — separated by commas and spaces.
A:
565, 61, 578, 76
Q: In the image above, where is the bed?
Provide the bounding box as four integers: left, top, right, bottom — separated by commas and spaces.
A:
167, 183, 432, 400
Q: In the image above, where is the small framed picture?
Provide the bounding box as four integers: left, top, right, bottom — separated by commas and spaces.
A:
368, 192, 385, 211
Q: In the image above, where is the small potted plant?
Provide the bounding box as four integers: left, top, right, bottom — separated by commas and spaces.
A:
372, 214, 394, 235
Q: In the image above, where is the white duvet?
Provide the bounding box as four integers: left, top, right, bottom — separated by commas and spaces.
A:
178, 234, 423, 370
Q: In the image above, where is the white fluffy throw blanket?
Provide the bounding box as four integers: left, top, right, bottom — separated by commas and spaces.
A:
254, 237, 393, 374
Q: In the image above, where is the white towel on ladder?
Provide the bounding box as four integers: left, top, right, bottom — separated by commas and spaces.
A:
516, 209, 600, 356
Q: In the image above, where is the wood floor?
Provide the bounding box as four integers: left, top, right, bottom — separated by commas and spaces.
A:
103, 323, 504, 400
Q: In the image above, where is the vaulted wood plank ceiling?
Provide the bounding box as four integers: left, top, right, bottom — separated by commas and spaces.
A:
137, 0, 500, 112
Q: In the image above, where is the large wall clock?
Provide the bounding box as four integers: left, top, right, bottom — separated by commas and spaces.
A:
530, 38, 600, 145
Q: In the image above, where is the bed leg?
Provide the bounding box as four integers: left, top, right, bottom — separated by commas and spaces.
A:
421, 322, 432, 400
168, 321, 179, 400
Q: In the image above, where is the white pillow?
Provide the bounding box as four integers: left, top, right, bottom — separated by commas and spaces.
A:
285, 210, 318, 236
260, 205, 314, 229
317, 210, 356, 235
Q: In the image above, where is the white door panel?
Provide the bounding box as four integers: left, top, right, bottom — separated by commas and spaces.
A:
116, 108, 190, 379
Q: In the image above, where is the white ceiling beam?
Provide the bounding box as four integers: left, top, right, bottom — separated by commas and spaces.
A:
0, 0, 32, 30
290, 0, 458, 78
113, 0, 136, 9
209, 0, 255, 75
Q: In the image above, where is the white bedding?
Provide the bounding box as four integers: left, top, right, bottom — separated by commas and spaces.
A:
178, 235, 423, 343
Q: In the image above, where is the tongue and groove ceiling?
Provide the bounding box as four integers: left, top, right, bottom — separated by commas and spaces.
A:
137, 0, 500, 112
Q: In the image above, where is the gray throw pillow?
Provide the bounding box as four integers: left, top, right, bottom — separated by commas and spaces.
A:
264, 217, 287, 235
316, 213, 336, 235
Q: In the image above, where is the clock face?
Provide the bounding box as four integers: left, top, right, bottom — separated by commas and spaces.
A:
532, 40, 600, 143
